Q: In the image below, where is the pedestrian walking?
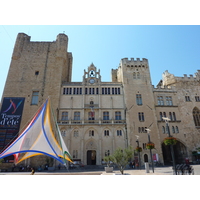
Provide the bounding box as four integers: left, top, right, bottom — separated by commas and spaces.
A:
30, 167, 35, 175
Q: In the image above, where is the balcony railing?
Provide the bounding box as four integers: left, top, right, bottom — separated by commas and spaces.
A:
58, 119, 126, 125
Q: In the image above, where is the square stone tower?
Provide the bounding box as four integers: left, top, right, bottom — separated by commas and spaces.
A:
1, 33, 73, 136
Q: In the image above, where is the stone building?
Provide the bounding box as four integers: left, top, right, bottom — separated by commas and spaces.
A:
1, 32, 200, 167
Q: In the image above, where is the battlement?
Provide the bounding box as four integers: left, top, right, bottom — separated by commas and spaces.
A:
120, 57, 148, 67
162, 70, 200, 86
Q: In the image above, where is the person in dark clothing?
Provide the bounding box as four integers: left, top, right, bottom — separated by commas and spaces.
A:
30, 167, 35, 175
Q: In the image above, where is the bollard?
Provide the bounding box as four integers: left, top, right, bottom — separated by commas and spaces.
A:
145, 162, 149, 173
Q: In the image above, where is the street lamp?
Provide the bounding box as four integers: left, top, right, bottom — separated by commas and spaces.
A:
162, 117, 177, 175
135, 135, 141, 170
145, 129, 154, 173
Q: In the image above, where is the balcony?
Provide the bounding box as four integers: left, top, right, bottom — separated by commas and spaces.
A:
58, 119, 126, 125
84, 104, 99, 109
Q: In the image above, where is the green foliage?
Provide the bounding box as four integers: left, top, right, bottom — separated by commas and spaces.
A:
0, 158, 4, 163
104, 155, 114, 167
111, 146, 134, 175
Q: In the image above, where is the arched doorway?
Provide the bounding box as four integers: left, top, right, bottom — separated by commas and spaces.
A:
87, 150, 96, 165
144, 154, 148, 162
162, 140, 187, 165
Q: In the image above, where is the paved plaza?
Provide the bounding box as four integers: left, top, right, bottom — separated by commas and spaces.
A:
1, 164, 200, 175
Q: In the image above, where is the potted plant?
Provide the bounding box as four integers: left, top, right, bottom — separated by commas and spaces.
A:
163, 137, 177, 145
104, 155, 114, 173
146, 142, 155, 149
135, 147, 142, 152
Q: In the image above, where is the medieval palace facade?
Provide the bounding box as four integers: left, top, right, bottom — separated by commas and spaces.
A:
1, 33, 200, 167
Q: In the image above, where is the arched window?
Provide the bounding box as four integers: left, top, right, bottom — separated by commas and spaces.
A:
172, 126, 175, 133
193, 107, 200, 126
173, 112, 176, 121
169, 112, 172, 121
160, 112, 163, 121
144, 154, 148, 162
175, 126, 179, 133
162, 126, 165, 134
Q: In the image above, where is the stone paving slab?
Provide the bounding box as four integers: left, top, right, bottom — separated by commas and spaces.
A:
1, 165, 200, 175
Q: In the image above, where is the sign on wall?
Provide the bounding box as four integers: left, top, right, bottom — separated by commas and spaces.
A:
0, 97, 25, 153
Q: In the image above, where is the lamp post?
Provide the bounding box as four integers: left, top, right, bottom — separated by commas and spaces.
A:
162, 117, 177, 175
135, 135, 141, 170
146, 129, 154, 173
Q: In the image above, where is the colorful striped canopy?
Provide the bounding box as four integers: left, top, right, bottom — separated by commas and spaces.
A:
0, 98, 72, 164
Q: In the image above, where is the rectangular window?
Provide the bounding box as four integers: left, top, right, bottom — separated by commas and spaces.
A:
115, 88, 117, 94
195, 96, 200, 102
61, 112, 68, 120
74, 130, 79, 137
77, 88, 79, 94
104, 130, 109, 136
102, 88, 104, 94
117, 130, 122, 136
89, 88, 92, 94
138, 112, 144, 121
74, 112, 80, 120
31, 91, 39, 105
112, 88, 114, 94
136, 94, 143, 105
108, 88, 110, 94
66, 88, 69, 94
105, 88, 107, 94
63, 88, 66, 95
103, 112, 109, 120
85, 88, 88, 94
96, 88, 99, 94
73, 88, 76, 94
185, 96, 190, 101
69, 88, 72, 94
166, 96, 173, 105
88, 111, 95, 120
115, 111, 121, 120
118, 88, 120, 94
157, 96, 164, 105
89, 130, 94, 137
105, 150, 110, 156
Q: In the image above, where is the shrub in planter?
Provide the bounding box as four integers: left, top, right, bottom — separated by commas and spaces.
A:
104, 155, 114, 173
146, 143, 155, 149
163, 137, 177, 145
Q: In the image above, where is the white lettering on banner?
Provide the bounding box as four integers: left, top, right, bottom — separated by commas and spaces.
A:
0, 113, 20, 126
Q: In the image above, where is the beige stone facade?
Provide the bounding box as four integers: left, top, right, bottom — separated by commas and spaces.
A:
1, 33, 200, 167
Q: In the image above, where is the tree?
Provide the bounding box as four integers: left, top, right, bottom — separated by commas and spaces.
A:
111, 146, 134, 175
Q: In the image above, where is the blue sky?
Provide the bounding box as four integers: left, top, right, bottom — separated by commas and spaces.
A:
1, 25, 200, 100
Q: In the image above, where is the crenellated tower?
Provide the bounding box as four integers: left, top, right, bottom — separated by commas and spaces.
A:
1, 33, 73, 132
112, 57, 163, 163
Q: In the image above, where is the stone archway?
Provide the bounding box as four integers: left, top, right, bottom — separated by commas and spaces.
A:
144, 154, 148, 162
85, 139, 97, 165
162, 140, 187, 165
87, 150, 96, 165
